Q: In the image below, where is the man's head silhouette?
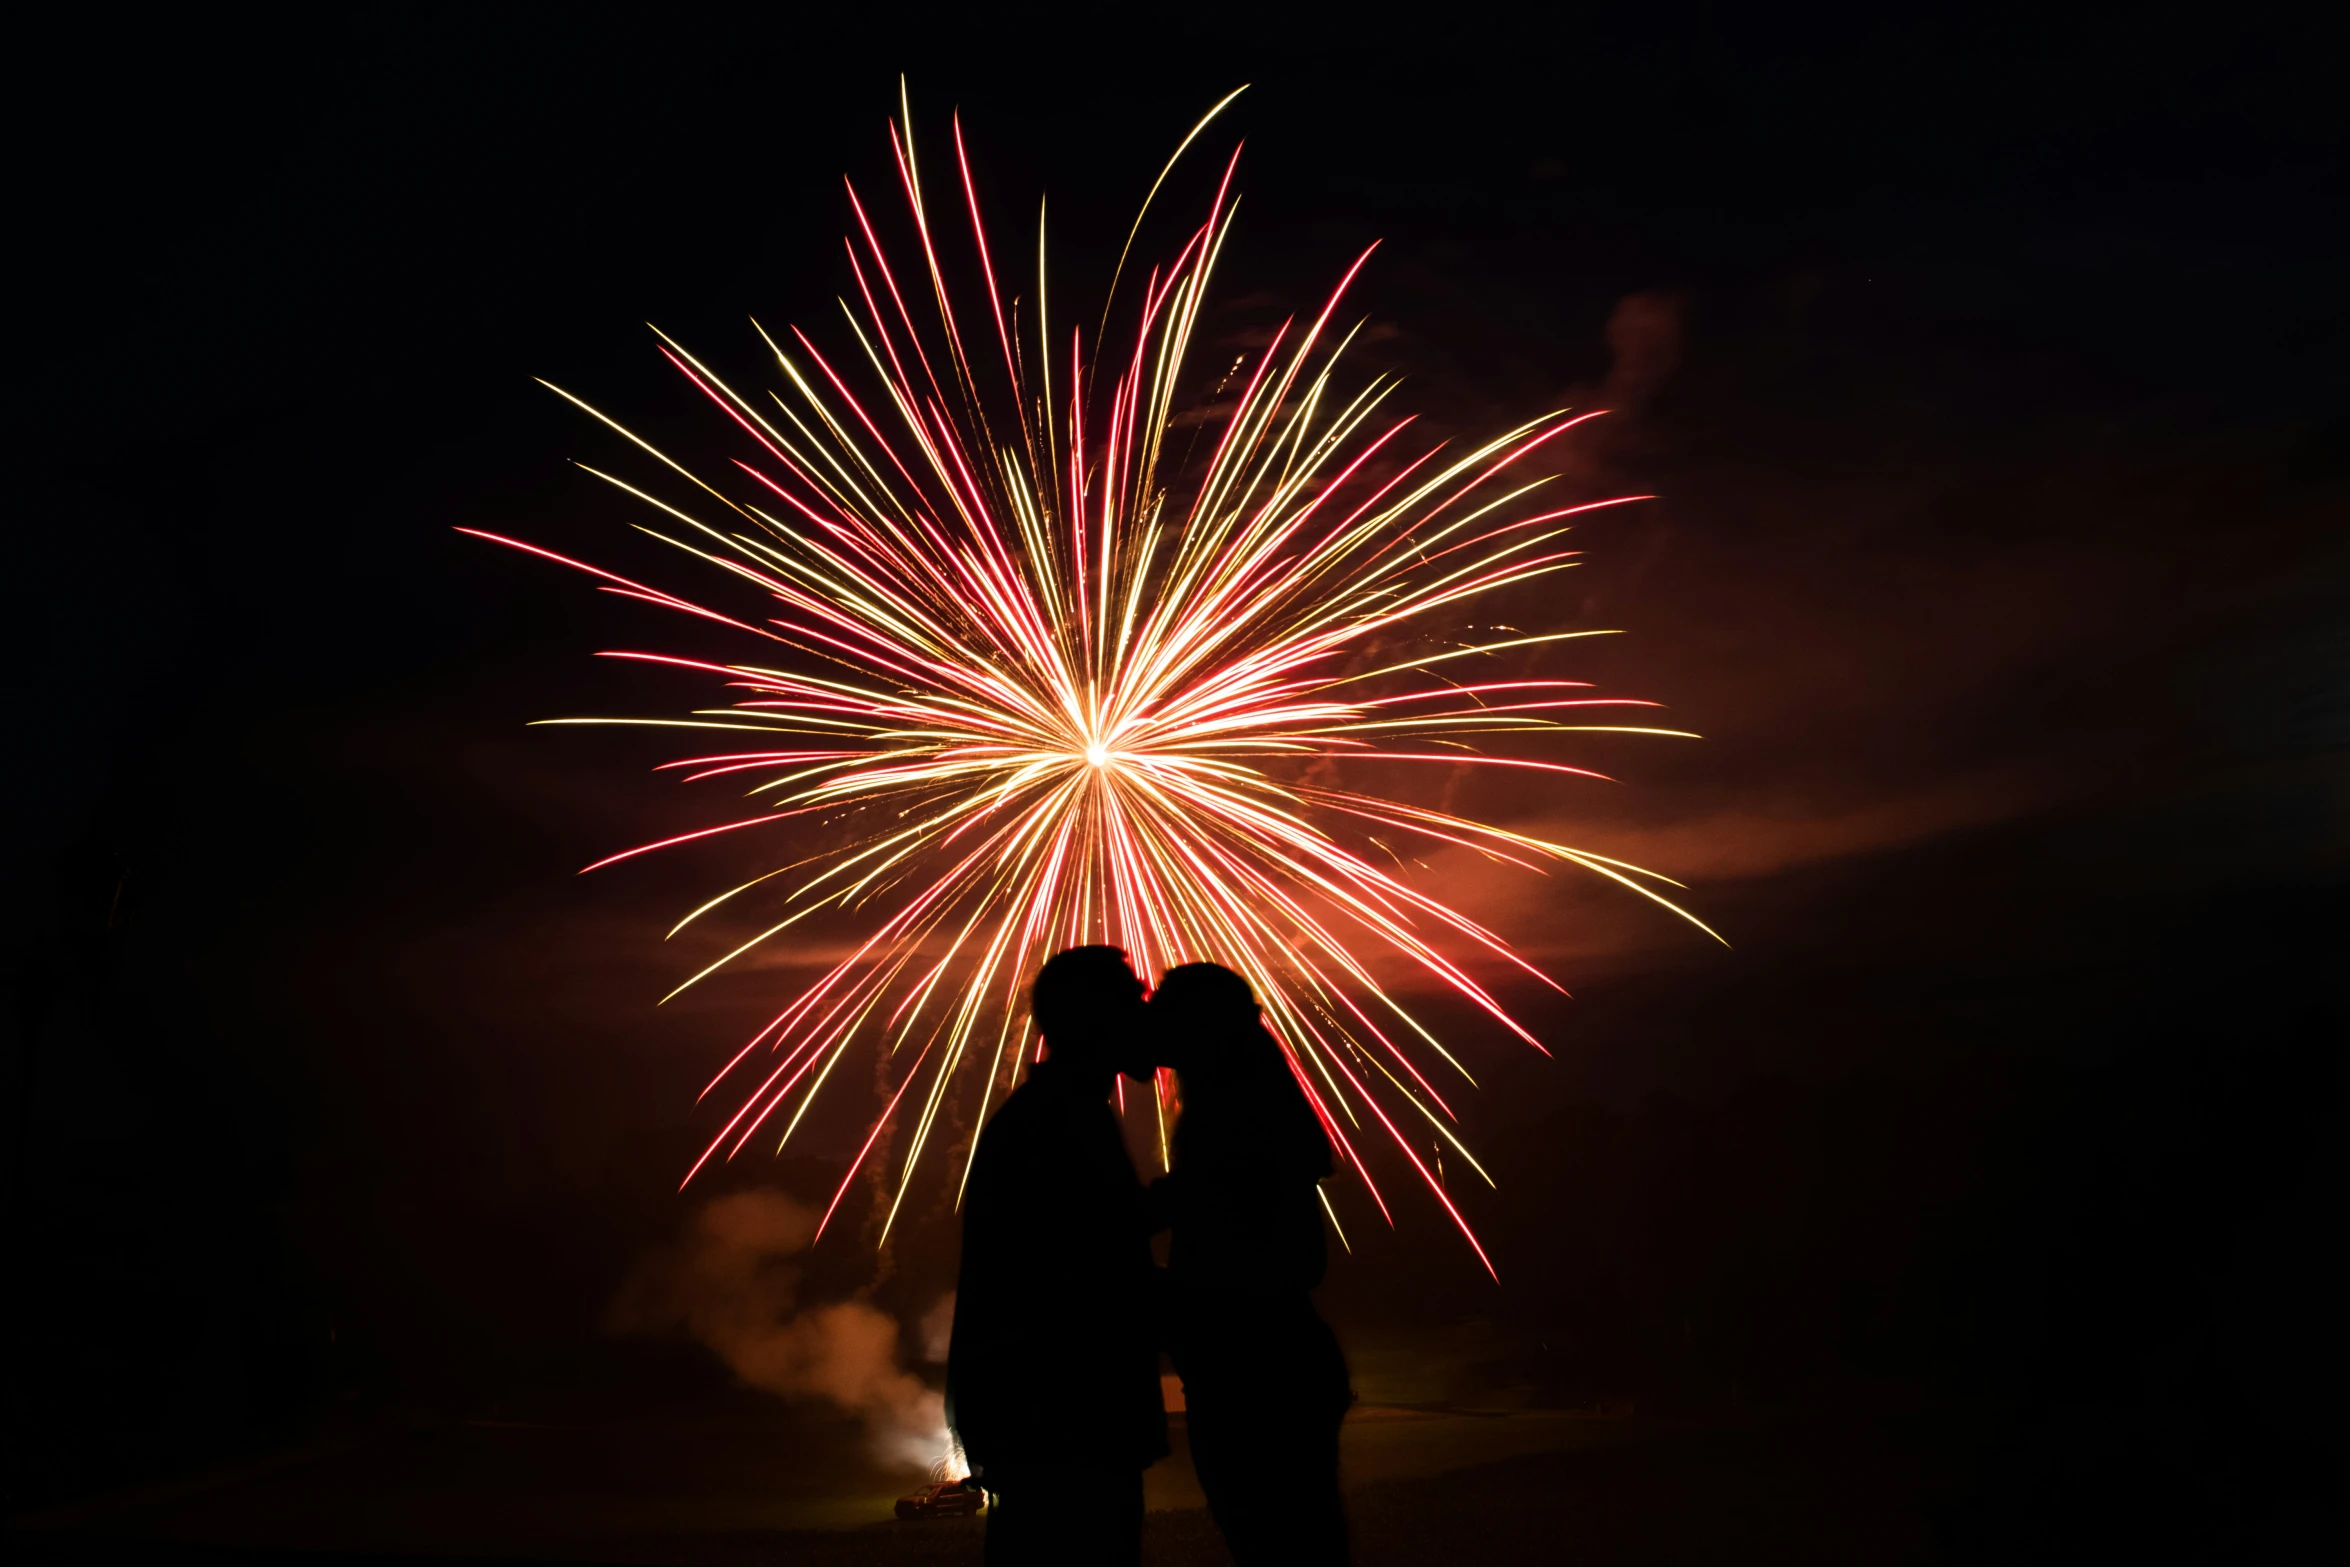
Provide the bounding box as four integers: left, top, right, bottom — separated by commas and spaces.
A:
1029, 945, 1152, 1082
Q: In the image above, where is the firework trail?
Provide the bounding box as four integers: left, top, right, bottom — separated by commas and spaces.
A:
469, 86, 1719, 1275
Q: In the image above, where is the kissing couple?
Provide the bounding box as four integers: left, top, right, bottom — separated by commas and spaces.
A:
945, 946, 1353, 1565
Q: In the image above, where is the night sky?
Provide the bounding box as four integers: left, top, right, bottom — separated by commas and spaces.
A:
13, 10, 2344, 1553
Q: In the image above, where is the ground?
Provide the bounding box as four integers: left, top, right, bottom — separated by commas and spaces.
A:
11, 1400, 1939, 1566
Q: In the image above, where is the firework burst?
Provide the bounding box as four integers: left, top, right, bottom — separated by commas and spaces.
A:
468, 87, 1719, 1274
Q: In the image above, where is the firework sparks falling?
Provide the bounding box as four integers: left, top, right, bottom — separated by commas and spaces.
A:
469, 87, 1720, 1275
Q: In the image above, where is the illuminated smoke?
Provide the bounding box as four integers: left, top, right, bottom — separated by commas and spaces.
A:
610, 1189, 957, 1473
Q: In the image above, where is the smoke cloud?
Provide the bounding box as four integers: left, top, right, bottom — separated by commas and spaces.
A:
1599, 289, 1685, 413
610, 1189, 958, 1474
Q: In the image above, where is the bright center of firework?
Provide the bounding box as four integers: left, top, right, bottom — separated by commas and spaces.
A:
1083, 742, 1111, 768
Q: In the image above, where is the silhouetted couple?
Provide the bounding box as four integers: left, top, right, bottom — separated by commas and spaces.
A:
946, 946, 1352, 1565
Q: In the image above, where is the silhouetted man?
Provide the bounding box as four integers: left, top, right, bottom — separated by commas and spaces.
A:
946, 946, 1167, 1566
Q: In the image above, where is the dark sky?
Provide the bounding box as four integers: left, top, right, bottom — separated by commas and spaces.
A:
12, 7, 2345, 1530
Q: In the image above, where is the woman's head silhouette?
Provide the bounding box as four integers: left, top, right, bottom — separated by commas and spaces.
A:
1153, 962, 1331, 1180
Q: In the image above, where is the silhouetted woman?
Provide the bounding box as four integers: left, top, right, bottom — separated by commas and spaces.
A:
1150, 962, 1352, 1565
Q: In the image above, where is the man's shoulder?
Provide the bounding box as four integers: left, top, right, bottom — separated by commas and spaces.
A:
970, 1072, 1106, 1178
969, 1077, 1050, 1174
980, 1075, 1047, 1137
